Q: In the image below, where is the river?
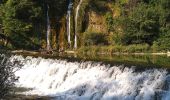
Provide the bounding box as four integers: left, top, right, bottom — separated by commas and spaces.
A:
3, 53, 170, 100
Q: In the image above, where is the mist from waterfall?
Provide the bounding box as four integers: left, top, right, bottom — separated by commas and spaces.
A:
74, 0, 83, 49
10, 55, 170, 100
67, 0, 72, 47
46, 4, 51, 50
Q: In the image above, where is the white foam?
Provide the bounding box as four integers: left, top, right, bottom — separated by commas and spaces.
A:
10, 55, 170, 100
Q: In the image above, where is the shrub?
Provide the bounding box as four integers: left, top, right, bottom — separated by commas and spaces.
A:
78, 44, 150, 55
151, 41, 160, 52
124, 44, 150, 53
0, 53, 17, 99
154, 30, 170, 52
83, 32, 108, 46
111, 45, 124, 53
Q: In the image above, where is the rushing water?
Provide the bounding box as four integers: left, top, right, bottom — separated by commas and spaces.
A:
74, 0, 83, 49
7, 55, 170, 100
67, 0, 72, 47
46, 4, 51, 50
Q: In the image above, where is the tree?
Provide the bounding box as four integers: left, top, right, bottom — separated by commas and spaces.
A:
1, 0, 43, 49
105, 0, 170, 49
153, 0, 170, 51
118, 3, 160, 45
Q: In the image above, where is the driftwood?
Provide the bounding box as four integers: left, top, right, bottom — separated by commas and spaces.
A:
11, 50, 38, 55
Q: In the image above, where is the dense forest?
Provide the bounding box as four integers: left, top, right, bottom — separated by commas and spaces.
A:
0, 0, 170, 53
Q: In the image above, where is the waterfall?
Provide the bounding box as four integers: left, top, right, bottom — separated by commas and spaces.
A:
9, 55, 170, 100
46, 4, 51, 50
74, 0, 83, 49
67, 0, 72, 48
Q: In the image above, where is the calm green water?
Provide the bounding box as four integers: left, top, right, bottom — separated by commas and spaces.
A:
76, 54, 170, 69
13, 52, 170, 69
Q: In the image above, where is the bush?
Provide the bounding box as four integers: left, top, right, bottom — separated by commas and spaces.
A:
123, 44, 150, 53
83, 32, 108, 46
0, 53, 17, 99
111, 45, 124, 53
152, 30, 170, 52
151, 41, 160, 52
78, 44, 150, 55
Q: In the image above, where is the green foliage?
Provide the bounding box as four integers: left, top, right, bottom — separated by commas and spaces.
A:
78, 44, 150, 54
154, 30, 170, 51
119, 0, 129, 5
120, 3, 160, 45
79, 0, 170, 53
105, 12, 114, 32
1, 0, 43, 49
123, 44, 150, 53
83, 32, 108, 46
0, 0, 68, 50
150, 0, 170, 52
105, 0, 170, 50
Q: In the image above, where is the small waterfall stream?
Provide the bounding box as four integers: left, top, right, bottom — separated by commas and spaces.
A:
67, 0, 73, 47
74, 0, 83, 49
46, 4, 51, 50
9, 55, 170, 100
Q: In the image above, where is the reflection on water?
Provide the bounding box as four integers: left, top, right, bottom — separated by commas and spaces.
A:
76, 54, 170, 69
14, 52, 170, 69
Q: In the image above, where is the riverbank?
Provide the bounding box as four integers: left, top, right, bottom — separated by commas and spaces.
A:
5, 87, 53, 100
1, 47, 170, 57
77, 46, 170, 56
5, 49, 170, 57
8, 94, 52, 100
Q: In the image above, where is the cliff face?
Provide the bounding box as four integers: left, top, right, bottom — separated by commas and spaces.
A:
83, 1, 114, 34
72, 0, 115, 47
87, 11, 107, 33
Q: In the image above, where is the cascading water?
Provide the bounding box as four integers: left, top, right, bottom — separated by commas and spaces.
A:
46, 4, 51, 50
9, 55, 170, 100
67, 0, 73, 47
74, 0, 83, 49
